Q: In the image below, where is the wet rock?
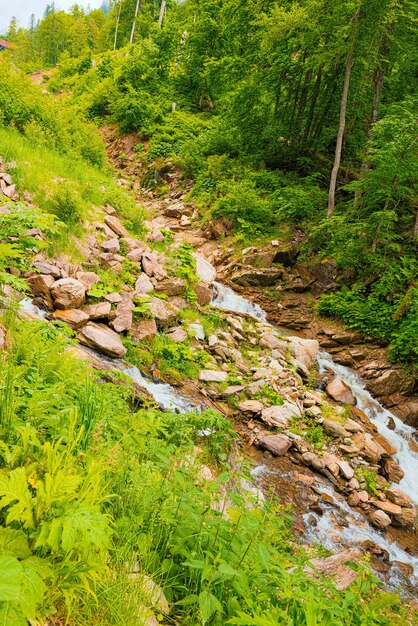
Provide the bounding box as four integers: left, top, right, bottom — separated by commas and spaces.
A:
193, 255, 216, 284
386, 487, 413, 508
369, 509, 391, 528
51, 278, 86, 310
76, 271, 100, 291
238, 400, 264, 414
259, 434, 292, 456
194, 282, 212, 306
322, 419, 350, 439
149, 297, 179, 325
325, 377, 355, 405
380, 456, 404, 483
154, 277, 186, 297
104, 215, 130, 238
199, 370, 228, 383
81, 301, 111, 321
393, 398, 418, 428
393, 507, 417, 528
231, 266, 283, 287
131, 319, 157, 342
78, 323, 127, 358
51, 309, 89, 329
303, 548, 362, 591
135, 273, 154, 294
336, 460, 354, 480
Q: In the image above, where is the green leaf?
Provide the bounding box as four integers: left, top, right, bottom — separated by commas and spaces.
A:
199, 589, 223, 624
0, 468, 34, 529
176, 594, 199, 606
0, 556, 22, 601
0, 529, 30, 560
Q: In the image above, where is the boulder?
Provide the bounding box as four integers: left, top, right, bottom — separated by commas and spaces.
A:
370, 499, 402, 517
166, 327, 188, 342
51, 278, 86, 310
188, 323, 205, 340
78, 323, 127, 358
193, 255, 216, 284
322, 418, 350, 439
380, 456, 404, 483
304, 548, 362, 591
81, 301, 111, 320
104, 215, 130, 238
199, 370, 228, 383
142, 252, 167, 279
110, 293, 134, 333
301, 452, 325, 471
369, 509, 391, 529
135, 274, 154, 294
27, 274, 54, 303
336, 460, 354, 480
260, 333, 287, 352
386, 487, 413, 508
194, 282, 212, 306
392, 507, 416, 527
149, 297, 179, 325
322, 452, 340, 477
238, 400, 264, 414
101, 238, 120, 253
260, 402, 300, 428
154, 277, 186, 297
288, 337, 319, 371
231, 267, 283, 287
32, 261, 61, 278
105, 292, 122, 303
220, 385, 245, 398
51, 309, 89, 329
326, 377, 355, 405
259, 434, 292, 456
76, 271, 100, 291
131, 319, 157, 342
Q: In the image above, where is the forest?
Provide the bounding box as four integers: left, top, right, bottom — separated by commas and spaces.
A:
0, 0, 417, 624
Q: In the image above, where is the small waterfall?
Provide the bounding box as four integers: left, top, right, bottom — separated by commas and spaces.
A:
211, 282, 267, 321
318, 352, 418, 504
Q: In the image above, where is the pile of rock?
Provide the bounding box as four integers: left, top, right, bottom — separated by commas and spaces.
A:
0, 167, 17, 201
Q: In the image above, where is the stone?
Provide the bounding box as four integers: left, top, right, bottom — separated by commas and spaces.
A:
259, 434, 292, 456
322, 419, 350, 439
304, 548, 362, 591
76, 271, 100, 292
120, 237, 143, 252
380, 456, 404, 483
260, 402, 300, 428
220, 385, 245, 397
0, 324, 6, 350
127, 248, 144, 262
149, 297, 179, 325
188, 323, 205, 340
199, 370, 228, 383
101, 238, 120, 253
51, 278, 86, 310
386, 487, 413, 508
288, 337, 319, 371
301, 452, 325, 471
104, 215, 130, 238
27, 274, 54, 300
370, 499, 402, 516
231, 266, 283, 287
51, 309, 89, 329
238, 400, 264, 414
180, 214, 191, 226
105, 292, 122, 303
323, 452, 340, 477
393, 507, 416, 527
135, 274, 154, 294
348, 492, 361, 507
369, 509, 391, 529
194, 282, 212, 306
148, 230, 164, 243
336, 460, 354, 480
32, 261, 61, 278
166, 327, 188, 342
344, 418, 363, 433
208, 334, 218, 347
164, 202, 189, 218
110, 293, 134, 333
78, 323, 127, 358
260, 333, 287, 352
81, 301, 111, 320
154, 277, 186, 297
193, 255, 216, 284
131, 319, 157, 342
326, 377, 355, 405
142, 252, 167, 279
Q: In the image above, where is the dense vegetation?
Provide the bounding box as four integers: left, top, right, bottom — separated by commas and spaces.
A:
0, 2, 417, 622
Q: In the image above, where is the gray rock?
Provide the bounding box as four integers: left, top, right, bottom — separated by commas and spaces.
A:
135, 274, 154, 294
322, 418, 350, 439
199, 370, 228, 382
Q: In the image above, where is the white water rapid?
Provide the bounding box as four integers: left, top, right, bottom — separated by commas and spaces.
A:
211, 282, 267, 321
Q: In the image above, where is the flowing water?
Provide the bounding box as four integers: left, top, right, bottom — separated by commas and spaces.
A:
211, 282, 268, 321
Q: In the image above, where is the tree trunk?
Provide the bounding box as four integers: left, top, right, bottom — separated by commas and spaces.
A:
327, 10, 360, 218
304, 64, 323, 140
158, 0, 167, 28
130, 0, 141, 44
113, 0, 123, 50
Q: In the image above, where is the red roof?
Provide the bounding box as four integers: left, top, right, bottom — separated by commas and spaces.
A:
0, 40, 11, 49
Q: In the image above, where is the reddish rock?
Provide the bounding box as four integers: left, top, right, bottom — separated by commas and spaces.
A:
104, 215, 130, 238
238, 400, 264, 414
154, 277, 186, 297
380, 456, 405, 483
32, 261, 61, 278
336, 460, 354, 480
326, 377, 355, 405
130, 319, 157, 342
51, 278, 86, 310
76, 271, 100, 291
28, 274, 54, 302
194, 282, 212, 306
81, 301, 111, 320
369, 509, 391, 529
109, 293, 134, 333
304, 548, 362, 591
51, 309, 89, 329
101, 238, 120, 253
78, 323, 127, 358
259, 434, 292, 456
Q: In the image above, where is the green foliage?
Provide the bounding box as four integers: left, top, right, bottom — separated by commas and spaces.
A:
253, 385, 284, 406
355, 467, 381, 497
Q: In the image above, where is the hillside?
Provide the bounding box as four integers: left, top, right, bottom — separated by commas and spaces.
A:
0, 2, 417, 624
